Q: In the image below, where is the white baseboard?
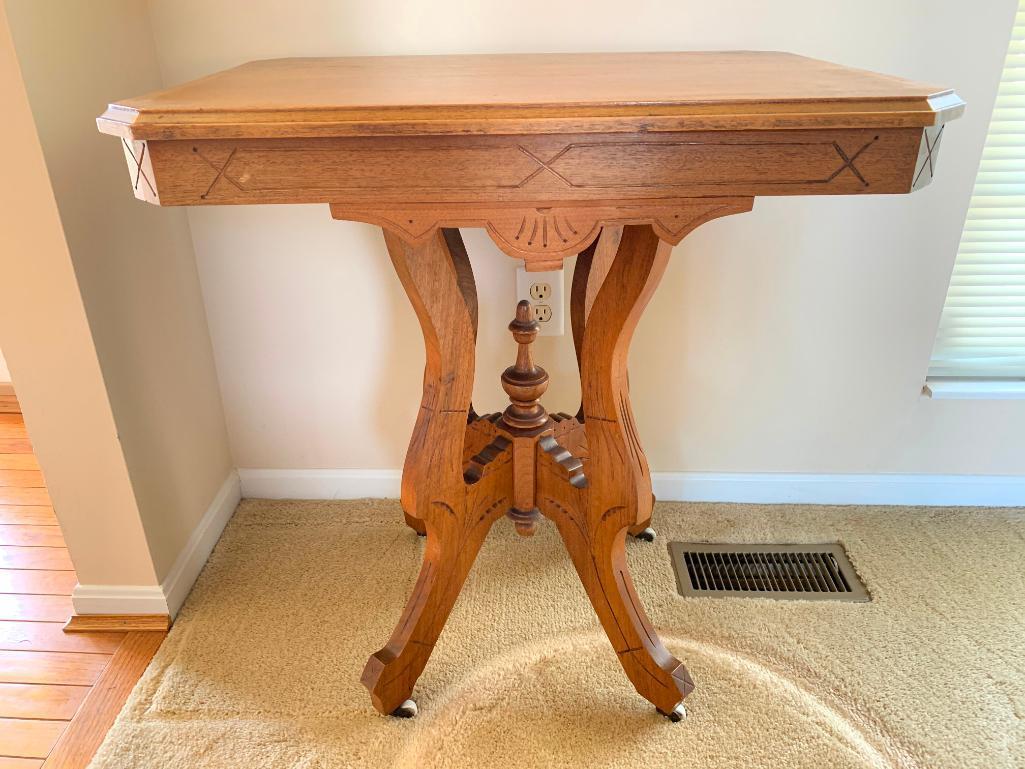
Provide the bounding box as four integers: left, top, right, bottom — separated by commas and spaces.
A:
650, 472, 1025, 506
72, 471, 242, 618
238, 467, 1025, 507
160, 471, 242, 617
238, 468, 400, 499
70, 584, 169, 615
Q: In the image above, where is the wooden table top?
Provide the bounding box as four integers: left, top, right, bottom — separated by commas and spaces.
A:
97, 51, 962, 140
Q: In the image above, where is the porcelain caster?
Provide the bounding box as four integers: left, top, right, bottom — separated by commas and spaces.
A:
634, 527, 656, 542
658, 702, 686, 722
391, 699, 418, 718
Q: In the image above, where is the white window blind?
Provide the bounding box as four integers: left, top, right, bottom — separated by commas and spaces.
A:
929, 3, 1025, 378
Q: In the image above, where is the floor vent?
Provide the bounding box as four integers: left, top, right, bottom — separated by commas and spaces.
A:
668, 543, 869, 602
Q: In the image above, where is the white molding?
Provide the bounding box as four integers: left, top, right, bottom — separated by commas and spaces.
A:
238, 468, 400, 499
160, 471, 242, 617
72, 471, 241, 618
923, 379, 1025, 400
70, 584, 169, 615
237, 467, 1025, 507
652, 472, 1025, 506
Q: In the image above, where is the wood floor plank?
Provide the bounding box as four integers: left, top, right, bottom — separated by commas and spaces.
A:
0, 528, 62, 549
0, 426, 27, 441
0, 683, 88, 721
0, 509, 55, 527
0, 416, 23, 426
0, 758, 44, 769
0, 572, 75, 596
0, 457, 39, 471
0, 472, 44, 488
0, 651, 110, 686
0, 549, 72, 571
0, 596, 73, 623
0, 718, 66, 759
0, 443, 32, 457
0, 491, 48, 507
0, 623, 123, 655
42, 633, 163, 769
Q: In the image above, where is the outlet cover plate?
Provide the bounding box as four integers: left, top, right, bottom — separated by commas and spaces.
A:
516, 266, 564, 336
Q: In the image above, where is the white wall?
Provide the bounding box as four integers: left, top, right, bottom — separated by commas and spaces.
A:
0, 2, 160, 591
3, 0, 237, 611
143, 0, 1024, 480
0, 349, 9, 382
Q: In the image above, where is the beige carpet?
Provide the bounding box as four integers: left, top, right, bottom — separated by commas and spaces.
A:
89, 499, 1025, 768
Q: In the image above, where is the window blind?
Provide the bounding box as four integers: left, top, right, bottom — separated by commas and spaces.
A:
929, 3, 1025, 378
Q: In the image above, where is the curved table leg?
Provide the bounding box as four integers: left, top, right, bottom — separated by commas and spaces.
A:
366, 229, 510, 715
388, 228, 478, 536
570, 226, 655, 539
544, 224, 692, 715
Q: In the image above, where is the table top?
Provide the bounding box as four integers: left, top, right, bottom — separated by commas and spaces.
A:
97, 51, 962, 140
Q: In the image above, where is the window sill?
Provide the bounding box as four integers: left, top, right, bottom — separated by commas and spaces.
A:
922, 379, 1025, 400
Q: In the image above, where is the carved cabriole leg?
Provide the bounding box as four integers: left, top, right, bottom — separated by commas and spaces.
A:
570, 226, 653, 537
396, 228, 477, 536
541, 224, 692, 714
366, 229, 512, 715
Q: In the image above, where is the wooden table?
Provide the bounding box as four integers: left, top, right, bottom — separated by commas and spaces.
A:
97, 52, 962, 721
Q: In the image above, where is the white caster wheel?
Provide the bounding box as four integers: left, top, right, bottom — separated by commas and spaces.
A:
391, 699, 418, 718
635, 527, 656, 542
659, 702, 686, 722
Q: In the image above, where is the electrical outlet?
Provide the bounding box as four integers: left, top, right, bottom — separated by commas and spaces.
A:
516, 266, 564, 336
529, 282, 551, 302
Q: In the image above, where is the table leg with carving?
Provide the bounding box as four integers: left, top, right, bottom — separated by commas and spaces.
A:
365, 229, 513, 716
570, 226, 656, 541
368, 205, 755, 719
539, 224, 692, 718
395, 228, 479, 537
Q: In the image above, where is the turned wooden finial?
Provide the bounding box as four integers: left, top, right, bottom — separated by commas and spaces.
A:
499, 300, 550, 435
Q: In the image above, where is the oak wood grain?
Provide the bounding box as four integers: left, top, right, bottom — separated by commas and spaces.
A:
0, 623, 124, 655
0, 473, 43, 489
42, 632, 164, 769
63, 615, 170, 633
97, 52, 960, 141
540, 225, 694, 714
0, 757, 43, 768
0, 652, 110, 687
0, 550, 72, 572
0, 572, 75, 597
0, 684, 88, 721
0, 719, 66, 761
0, 457, 39, 472
0, 509, 55, 527
0, 528, 62, 549
0, 492, 48, 508
0, 596, 73, 623
363, 230, 513, 715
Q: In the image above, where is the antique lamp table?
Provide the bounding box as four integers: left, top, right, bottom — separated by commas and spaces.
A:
97, 51, 962, 721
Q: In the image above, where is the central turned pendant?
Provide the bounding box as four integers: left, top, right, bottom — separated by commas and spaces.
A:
496, 300, 584, 536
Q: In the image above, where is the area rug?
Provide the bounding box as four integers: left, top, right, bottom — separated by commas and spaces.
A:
89, 499, 1025, 768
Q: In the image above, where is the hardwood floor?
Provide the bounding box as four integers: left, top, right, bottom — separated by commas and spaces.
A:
0, 390, 165, 767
